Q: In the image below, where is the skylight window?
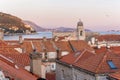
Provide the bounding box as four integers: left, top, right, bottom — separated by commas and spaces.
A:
107, 60, 117, 69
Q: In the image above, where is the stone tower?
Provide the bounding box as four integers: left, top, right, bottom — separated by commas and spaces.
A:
30, 49, 42, 77
77, 19, 85, 40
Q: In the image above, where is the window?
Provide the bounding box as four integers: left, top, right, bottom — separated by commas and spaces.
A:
107, 60, 117, 69
61, 70, 65, 79
80, 31, 83, 36
51, 63, 56, 71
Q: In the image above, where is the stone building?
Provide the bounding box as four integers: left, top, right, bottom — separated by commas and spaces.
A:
53, 19, 86, 41
56, 46, 120, 80
5, 37, 94, 79
89, 34, 120, 47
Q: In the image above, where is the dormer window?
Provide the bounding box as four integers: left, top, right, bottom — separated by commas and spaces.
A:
107, 60, 117, 69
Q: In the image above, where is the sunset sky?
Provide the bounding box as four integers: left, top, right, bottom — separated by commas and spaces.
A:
0, 0, 120, 31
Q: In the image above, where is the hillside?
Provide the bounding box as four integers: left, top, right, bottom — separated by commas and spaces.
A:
23, 20, 45, 31
0, 12, 33, 34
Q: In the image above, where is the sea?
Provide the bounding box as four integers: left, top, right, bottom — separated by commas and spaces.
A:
4, 32, 52, 40
99, 31, 120, 35
3, 31, 120, 40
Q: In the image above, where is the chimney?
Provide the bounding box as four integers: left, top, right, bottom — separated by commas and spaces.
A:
43, 37, 47, 41
30, 49, 42, 77
0, 28, 4, 40
19, 35, 23, 44
68, 40, 77, 52
56, 49, 62, 60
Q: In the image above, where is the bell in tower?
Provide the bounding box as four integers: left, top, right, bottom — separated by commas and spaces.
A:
77, 19, 85, 40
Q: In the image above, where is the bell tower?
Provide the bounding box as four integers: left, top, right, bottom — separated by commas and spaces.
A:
77, 19, 85, 40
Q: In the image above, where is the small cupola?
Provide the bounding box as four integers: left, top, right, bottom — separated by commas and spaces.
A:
77, 19, 83, 26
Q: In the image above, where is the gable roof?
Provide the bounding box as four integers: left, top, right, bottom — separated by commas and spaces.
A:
0, 40, 20, 55
69, 40, 94, 51
0, 54, 37, 80
60, 49, 95, 65
42, 40, 56, 52
60, 48, 120, 74
3, 54, 30, 68
55, 41, 72, 52
75, 50, 120, 74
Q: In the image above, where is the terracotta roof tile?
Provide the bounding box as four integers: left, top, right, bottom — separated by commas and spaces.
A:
69, 40, 94, 51
21, 41, 33, 54
43, 40, 56, 52
75, 50, 120, 73
0, 41, 20, 54
0, 59, 37, 80
60, 48, 120, 74
96, 34, 120, 41
60, 49, 95, 65
55, 41, 72, 52
109, 71, 120, 80
32, 41, 43, 52
3, 54, 30, 68
95, 46, 120, 54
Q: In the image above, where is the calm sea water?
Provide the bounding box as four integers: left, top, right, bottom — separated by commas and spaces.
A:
4, 32, 52, 40
4, 31, 120, 40
99, 31, 120, 35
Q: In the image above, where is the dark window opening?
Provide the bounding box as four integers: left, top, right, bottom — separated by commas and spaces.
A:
80, 31, 83, 36
61, 69, 65, 79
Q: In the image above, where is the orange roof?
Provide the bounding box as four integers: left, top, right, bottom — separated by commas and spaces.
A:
3, 54, 30, 68
69, 40, 94, 51
60, 49, 95, 65
43, 40, 56, 52
60, 48, 120, 74
96, 34, 120, 41
109, 71, 120, 80
5, 39, 94, 54
0, 40, 20, 54
0, 53, 37, 80
0, 40, 30, 68
55, 41, 72, 52
95, 46, 120, 54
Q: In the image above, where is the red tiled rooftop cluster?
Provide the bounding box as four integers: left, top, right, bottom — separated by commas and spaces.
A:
60, 47, 120, 74
109, 71, 120, 80
0, 40, 37, 79
96, 34, 120, 41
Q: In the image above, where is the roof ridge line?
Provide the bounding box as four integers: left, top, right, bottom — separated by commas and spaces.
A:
73, 49, 86, 64
85, 49, 96, 54
0, 54, 14, 63
95, 50, 108, 73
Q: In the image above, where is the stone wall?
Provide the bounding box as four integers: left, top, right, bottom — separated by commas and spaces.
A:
73, 68, 95, 80
56, 62, 108, 80
56, 63, 73, 80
